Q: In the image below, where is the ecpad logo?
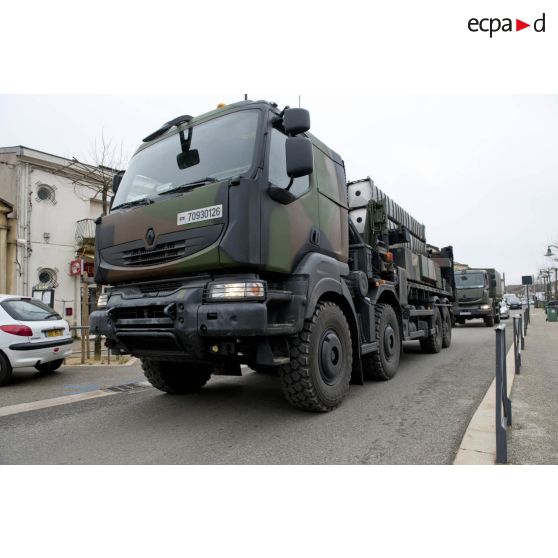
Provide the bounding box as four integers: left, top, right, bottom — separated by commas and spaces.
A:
468, 13, 546, 37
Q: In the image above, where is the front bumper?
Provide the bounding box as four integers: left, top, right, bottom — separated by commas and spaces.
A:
90, 277, 305, 361
456, 306, 491, 319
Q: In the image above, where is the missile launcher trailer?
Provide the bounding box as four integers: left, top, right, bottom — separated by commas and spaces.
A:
90, 100, 456, 411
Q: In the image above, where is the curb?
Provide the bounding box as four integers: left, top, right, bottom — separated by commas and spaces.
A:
63, 357, 139, 368
453, 338, 516, 465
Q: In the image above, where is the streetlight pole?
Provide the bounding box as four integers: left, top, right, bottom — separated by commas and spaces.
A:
543, 246, 558, 302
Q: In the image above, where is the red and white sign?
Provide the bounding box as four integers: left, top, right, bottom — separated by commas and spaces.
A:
70, 259, 82, 276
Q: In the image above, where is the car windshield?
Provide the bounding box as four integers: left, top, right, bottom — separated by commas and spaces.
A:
455, 272, 485, 289
112, 110, 259, 209
1, 298, 61, 321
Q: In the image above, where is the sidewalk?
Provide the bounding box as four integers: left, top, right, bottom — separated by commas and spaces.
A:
508, 308, 558, 464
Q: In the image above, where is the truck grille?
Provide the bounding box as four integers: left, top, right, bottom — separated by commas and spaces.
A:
122, 240, 187, 266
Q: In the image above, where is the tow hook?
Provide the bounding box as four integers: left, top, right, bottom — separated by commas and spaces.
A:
163, 303, 177, 321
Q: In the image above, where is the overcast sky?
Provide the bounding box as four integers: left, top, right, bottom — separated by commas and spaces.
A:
1, 94, 556, 285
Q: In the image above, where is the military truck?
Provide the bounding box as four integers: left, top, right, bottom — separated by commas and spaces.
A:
454, 268, 503, 326
90, 100, 456, 412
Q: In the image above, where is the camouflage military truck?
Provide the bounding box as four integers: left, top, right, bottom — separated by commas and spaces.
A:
90, 100, 456, 412
454, 268, 503, 326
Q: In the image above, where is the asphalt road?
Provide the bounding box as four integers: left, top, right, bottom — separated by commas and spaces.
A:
0, 318, 514, 464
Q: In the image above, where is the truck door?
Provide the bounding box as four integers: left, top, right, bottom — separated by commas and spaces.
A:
260, 127, 319, 274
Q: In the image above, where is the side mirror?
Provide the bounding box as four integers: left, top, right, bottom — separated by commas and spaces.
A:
286, 137, 313, 178
283, 108, 310, 136
112, 171, 124, 194
267, 185, 297, 205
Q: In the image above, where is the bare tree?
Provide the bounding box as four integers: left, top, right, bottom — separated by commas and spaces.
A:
53, 134, 126, 360
60, 134, 125, 215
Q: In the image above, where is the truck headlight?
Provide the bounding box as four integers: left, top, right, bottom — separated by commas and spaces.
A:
481, 304, 491, 310
97, 293, 109, 308
207, 281, 266, 301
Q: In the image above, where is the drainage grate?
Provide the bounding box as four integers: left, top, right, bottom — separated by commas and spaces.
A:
103, 381, 152, 393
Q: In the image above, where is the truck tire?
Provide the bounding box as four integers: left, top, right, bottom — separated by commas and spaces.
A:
363, 303, 401, 381
420, 308, 443, 354
278, 301, 352, 412
141, 359, 212, 394
35, 359, 64, 374
484, 313, 495, 327
441, 308, 452, 348
0, 353, 13, 386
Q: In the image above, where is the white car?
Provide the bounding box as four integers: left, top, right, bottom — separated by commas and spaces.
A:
0, 295, 72, 385
499, 300, 510, 319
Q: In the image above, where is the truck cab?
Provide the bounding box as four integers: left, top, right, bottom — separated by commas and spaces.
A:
455, 268, 502, 326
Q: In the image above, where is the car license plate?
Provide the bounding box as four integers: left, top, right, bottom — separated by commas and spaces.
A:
460, 311, 471, 316
45, 329, 64, 338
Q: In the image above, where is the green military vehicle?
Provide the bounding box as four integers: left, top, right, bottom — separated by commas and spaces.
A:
454, 268, 503, 326
90, 100, 456, 411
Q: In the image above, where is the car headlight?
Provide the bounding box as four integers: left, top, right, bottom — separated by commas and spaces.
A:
481, 304, 491, 310
207, 281, 266, 301
97, 293, 109, 308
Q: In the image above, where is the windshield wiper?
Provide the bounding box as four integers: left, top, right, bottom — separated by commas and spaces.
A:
157, 177, 219, 196
44, 312, 61, 319
113, 197, 155, 210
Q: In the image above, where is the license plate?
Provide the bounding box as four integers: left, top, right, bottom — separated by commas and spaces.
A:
45, 329, 64, 338
460, 312, 471, 316
177, 204, 223, 226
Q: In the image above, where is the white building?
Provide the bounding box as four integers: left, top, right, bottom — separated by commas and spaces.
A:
0, 146, 111, 327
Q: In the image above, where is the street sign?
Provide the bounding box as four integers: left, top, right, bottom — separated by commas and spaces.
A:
522, 275, 533, 285
70, 260, 82, 276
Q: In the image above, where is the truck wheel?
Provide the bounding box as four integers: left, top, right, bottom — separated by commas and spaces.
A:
441, 308, 452, 348
484, 313, 495, 327
363, 303, 401, 381
0, 353, 13, 386
141, 359, 212, 394
278, 301, 352, 412
420, 308, 443, 354
35, 359, 64, 374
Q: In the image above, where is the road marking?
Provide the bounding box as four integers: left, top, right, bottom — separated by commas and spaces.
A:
0, 381, 152, 418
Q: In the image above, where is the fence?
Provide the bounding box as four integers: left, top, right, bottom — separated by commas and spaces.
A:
495, 308, 529, 464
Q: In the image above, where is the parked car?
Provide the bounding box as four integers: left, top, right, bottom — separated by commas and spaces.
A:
504, 294, 522, 309
0, 295, 72, 385
499, 300, 510, 319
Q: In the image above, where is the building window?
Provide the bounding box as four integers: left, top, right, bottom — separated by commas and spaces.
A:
36, 184, 57, 205
37, 267, 58, 288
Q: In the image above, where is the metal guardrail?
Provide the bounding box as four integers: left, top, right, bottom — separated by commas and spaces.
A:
495, 308, 529, 464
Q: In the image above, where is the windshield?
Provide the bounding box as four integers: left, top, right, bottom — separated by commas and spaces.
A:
455, 272, 485, 289
112, 110, 259, 209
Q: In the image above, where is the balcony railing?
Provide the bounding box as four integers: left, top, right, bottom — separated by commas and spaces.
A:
75, 219, 96, 252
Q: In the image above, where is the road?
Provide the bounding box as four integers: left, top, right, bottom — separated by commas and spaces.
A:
0, 317, 514, 464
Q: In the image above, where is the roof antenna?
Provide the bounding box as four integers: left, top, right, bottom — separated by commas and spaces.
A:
244, 94, 248, 101
298, 95, 301, 108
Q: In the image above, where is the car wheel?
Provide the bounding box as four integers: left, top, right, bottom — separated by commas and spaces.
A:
35, 359, 64, 374
0, 352, 13, 386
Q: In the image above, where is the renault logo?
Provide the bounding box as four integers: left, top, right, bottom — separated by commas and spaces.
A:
145, 227, 156, 246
